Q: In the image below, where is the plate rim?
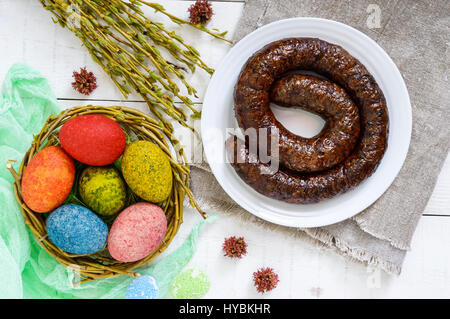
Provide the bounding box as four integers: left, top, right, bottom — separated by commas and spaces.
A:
201, 17, 412, 228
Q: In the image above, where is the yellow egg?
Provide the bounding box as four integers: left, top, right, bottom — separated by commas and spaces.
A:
121, 141, 172, 203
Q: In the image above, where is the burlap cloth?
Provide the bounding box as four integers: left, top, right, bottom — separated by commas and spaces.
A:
190, 0, 450, 274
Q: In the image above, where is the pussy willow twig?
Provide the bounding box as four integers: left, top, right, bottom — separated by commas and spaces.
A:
39, 0, 231, 130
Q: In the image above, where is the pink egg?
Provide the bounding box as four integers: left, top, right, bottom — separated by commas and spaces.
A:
108, 202, 167, 262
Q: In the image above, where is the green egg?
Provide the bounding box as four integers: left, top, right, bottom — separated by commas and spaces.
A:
121, 140, 173, 203
79, 166, 126, 216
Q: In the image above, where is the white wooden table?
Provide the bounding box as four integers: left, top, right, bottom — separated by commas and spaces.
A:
1, 0, 449, 298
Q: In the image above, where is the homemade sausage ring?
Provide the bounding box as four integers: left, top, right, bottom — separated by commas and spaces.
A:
270, 74, 360, 172
229, 38, 389, 203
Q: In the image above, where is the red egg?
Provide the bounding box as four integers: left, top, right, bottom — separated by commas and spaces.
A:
108, 202, 167, 262
21, 146, 75, 213
59, 114, 126, 166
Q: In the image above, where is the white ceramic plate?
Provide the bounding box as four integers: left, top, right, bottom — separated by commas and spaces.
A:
201, 18, 412, 228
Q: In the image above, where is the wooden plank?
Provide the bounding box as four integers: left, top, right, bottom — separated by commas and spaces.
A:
0, 0, 244, 101
1, 0, 449, 298
165, 209, 450, 298
423, 152, 450, 216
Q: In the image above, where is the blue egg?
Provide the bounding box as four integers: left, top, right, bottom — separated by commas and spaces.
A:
126, 276, 159, 299
46, 204, 108, 255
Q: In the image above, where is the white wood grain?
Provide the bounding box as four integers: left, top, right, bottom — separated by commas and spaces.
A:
161, 208, 450, 298
0, 0, 449, 298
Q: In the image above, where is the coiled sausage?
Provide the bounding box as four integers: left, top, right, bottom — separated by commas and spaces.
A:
230, 38, 388, 203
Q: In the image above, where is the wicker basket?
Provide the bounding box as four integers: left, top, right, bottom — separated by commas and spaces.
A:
7, 105, 204, 285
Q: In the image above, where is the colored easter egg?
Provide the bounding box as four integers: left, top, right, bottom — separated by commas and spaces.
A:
21, 146, 75, 213
78, 166, 126, 216
170, 269, 210, 299
59, 114, 126, 166
121, 141, 172, 203
108, 202, 167, 262
46, 204, 108, 255
126, 276, 159, 299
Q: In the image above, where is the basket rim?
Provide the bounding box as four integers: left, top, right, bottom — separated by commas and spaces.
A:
8, 105, 194, 284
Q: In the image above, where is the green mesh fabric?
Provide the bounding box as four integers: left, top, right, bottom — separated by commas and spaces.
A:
0, 63, 214, 298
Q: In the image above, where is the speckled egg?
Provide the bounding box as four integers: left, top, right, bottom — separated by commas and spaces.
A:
79, 166, 126, 216
108, 202, 167, 262
59, 114, 126, 166
126, 276, 159, 299
21, 146, 75, 213
46, 204, 108, 255
121, 141, 172, 203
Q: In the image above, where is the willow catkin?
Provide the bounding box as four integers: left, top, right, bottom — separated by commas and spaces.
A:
39, 0, 231, 131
